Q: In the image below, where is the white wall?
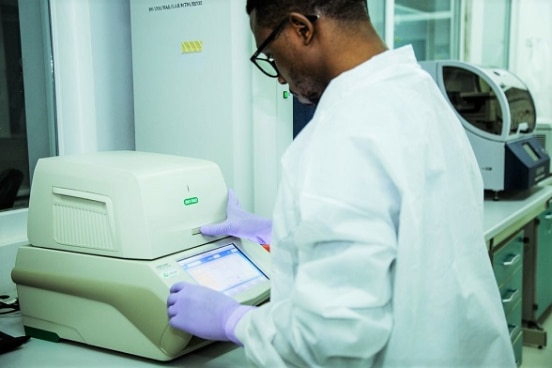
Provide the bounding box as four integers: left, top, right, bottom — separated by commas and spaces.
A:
132, 0, 254, 210
251, 68, 293, 217
131, 0, 291, 217
49, 0, 135, 155
509, 0, 552, 123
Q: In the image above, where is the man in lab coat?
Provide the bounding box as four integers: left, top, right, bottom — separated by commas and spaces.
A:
167, 0, 516, 366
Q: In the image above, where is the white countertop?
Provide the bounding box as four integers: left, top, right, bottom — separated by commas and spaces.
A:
2, 181, 552, 366
483, 184, 552, 246
0, 312, 245, 367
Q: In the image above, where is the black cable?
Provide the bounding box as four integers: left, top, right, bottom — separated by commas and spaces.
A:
0, 330, 31, 354
0, 298, 20, 315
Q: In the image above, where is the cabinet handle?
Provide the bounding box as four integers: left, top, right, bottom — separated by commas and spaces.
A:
502, 253, 521, 267
502, 289, 520, 304
508, 324, 521, 339
544, 213, 552, 220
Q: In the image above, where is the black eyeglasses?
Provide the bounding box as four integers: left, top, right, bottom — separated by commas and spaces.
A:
250, 15, 319, 78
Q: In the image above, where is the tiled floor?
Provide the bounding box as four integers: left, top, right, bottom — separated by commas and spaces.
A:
522, 314, 552, 367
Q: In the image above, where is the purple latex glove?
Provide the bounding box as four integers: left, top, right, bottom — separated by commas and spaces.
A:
201, 189, 272, 245
167, 282, 254, 345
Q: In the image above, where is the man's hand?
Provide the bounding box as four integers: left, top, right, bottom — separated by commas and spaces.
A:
201, 189, 272, 245
167, 282, 254, 345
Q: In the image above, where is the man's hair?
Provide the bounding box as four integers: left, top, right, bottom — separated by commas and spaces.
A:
246, 0, 369, 27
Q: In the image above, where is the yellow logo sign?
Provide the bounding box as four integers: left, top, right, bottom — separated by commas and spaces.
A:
181, 41, 203, 54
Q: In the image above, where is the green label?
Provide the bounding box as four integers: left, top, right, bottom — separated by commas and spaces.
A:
183, 197, 199, 206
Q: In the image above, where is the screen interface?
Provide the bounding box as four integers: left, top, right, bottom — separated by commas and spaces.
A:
177, 243, 268, 296
523, 143, 539, 161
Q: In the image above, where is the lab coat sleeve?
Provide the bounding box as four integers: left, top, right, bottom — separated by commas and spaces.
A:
234, 107, 400, 366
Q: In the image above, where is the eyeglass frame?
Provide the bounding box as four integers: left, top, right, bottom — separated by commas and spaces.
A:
250, 14, 319, 78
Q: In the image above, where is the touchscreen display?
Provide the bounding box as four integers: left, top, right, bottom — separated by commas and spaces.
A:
177, 243, 268, 296
523, 142, 539, 161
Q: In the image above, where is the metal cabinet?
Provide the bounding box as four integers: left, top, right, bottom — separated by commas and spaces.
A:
523, 200, 552, 348
491, 229, 525, 366
536, 202, 552, 320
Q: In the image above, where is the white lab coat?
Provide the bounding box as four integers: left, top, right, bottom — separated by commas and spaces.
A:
235, 46, 515, 367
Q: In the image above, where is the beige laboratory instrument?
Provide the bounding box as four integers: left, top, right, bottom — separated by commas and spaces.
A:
11, 151, 271, 361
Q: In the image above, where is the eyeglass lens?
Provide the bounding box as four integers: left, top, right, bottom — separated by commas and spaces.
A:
255, 58, 278, 77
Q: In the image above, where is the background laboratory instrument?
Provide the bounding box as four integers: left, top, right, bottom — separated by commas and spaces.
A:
420, 60, 550, 195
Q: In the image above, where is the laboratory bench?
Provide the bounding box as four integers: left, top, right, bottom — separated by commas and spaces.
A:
2, 183, 552, 367
0, 312, 245, 367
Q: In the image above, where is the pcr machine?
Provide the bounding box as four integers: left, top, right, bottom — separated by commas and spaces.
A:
420, 61, 550, 196
11, 151, 271, 361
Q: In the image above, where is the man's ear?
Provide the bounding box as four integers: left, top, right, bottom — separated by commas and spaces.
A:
288, 12, 316, 45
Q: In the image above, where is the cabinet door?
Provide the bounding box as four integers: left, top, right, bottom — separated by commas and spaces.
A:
491, 229, 524, 366
492, 231, 524, 289
464, 0, 511, 68
393, 0, 461, 60
367, 0, 512, 67
370, 0, 462, 61
536, 202, 552, 320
